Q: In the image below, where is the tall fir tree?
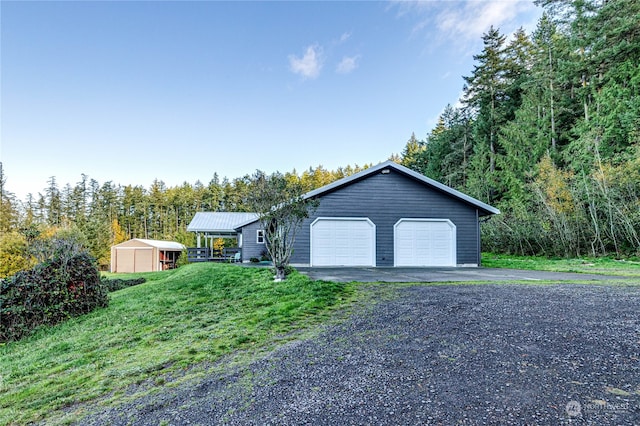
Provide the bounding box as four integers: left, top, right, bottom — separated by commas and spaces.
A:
0, 163, 19, 233
463, 26, 509, 202
400, 133, 427, 173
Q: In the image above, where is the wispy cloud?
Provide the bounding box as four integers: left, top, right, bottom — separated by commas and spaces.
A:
339, 32, 351, 43
336, 55, 361, 74
437, 1, 532, 41
391, 0, 538, 49
288, 44, 323, 79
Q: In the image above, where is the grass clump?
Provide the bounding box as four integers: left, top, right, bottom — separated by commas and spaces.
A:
101, 276, 146, 292
0, 263, 356, 425
482, 252, 640, 276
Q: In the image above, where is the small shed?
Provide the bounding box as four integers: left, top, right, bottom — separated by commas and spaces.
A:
110, 239, 186, 273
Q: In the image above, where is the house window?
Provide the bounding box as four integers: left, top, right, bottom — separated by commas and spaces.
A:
257, 230, 265, 244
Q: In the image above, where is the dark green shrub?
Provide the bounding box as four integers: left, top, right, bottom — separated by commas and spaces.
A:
0, 249, 108, 342
101, 277, 146, 292
259, 249, 271, 262
272, 265, 295, 277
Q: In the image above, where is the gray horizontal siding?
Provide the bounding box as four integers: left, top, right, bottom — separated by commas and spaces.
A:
240, 221, 266, 262
290, 169, 480, 266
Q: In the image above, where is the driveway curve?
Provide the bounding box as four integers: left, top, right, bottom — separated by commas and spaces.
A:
79, 283, 639, 425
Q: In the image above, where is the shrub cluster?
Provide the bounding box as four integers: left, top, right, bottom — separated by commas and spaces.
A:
102, 277, 146, 292
0, 250, 108, 342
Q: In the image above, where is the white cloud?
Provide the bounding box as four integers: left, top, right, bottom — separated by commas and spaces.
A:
339, 32, 351, 43
336, 55, 360, 74
437, 1, 532, 41
391, 1, 539, 49
288, 45, 323, 79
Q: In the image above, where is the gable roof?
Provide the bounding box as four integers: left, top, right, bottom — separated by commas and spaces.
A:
233, 161, 500, 230
303, 160, 500, 216
187, 212, 259, 233
113, 239, 186, 250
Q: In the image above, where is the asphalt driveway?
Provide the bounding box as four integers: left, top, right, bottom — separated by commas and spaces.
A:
297, 266, 624, 283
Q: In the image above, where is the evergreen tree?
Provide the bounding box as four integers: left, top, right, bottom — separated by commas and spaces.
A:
44, 176, 62, 227
121, 184, 147, 238
463, 26, 512, 202
529, 13, 563, 151
588, 0, 640, 159
400, 133, 427, 172
503, 28, 535, 121
0, 163, 19, 233
204, 173, 224, 212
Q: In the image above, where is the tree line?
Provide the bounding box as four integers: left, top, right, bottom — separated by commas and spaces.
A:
0, 163, 370, 275
399, 0, 640, 258
2, 0, 638, 276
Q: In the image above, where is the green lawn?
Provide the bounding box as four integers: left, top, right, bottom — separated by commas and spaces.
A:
3, 255, 639, 425
482, 252, 640, 276
0, 263, 357, 425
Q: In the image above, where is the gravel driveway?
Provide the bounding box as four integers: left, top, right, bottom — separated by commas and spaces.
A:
79, 284, 639, 425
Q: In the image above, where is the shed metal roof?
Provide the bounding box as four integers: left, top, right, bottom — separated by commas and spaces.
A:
187, 212, 259, 233
113, 239, 186, 250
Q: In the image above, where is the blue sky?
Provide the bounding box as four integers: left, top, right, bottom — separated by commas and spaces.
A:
1, 1, 541, 200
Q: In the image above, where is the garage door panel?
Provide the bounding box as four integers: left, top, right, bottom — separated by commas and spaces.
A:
394, 219, 456, 267
311, 218, 375, 267
116, 250, 135, 273
136, 249, 153, 272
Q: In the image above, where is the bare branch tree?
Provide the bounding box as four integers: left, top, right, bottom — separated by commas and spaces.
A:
247, 171, 318, 281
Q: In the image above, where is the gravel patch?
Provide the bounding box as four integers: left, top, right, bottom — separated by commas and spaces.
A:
77, 284, 640, 425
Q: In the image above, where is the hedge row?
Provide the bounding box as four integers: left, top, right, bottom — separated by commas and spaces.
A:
0, 252, 108, 342
102, 277, 146, 292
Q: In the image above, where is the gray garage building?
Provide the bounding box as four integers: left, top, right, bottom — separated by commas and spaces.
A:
237, 160, 499, 267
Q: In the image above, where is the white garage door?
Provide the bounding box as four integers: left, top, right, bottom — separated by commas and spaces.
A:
311, 218, 375, 266
394, 219, 456, 267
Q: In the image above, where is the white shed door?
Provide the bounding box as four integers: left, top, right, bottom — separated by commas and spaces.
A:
116, 249, 135, 273
311, 218, 375, 266
394, 219, 456, 267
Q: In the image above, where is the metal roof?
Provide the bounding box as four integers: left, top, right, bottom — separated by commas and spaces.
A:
303, 160, 500, 216
187, 212, 259, 233
190, 162, 499, 232
115, 239, 186, 250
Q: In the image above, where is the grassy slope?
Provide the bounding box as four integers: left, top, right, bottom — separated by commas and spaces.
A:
482, 252, 640, 276
3, 256, 639, 425
0, 263, 357, 425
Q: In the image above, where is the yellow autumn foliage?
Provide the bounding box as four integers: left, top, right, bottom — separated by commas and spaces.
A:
0, 232, 35, 278
535, 155, 575, 214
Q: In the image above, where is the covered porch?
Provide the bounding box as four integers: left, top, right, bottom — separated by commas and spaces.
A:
186, 212, 258, 263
